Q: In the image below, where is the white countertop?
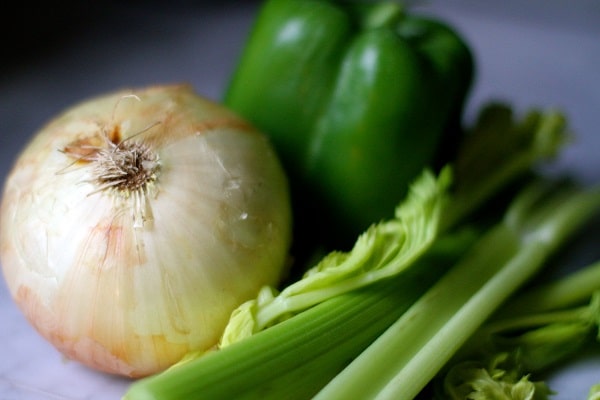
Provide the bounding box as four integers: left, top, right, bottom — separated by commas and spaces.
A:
1, 1, 599, 399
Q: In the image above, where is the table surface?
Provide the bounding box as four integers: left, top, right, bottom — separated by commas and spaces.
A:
1, 1, 599, 399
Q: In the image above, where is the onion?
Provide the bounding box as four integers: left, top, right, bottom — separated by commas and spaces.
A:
0, 84, 292, 377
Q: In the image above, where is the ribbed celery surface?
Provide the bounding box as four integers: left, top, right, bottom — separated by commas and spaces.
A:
314, 182, 600, 399
123, 254, 451, 400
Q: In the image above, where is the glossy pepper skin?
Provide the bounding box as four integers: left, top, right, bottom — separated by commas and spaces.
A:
225, 0, 474, 256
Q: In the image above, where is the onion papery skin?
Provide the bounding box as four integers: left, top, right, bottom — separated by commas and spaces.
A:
0, 84, 292, 377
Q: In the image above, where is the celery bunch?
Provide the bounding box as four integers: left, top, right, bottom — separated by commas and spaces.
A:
123, 102, 598, 400
314, 180, 600, 399
435, 259, 600, 399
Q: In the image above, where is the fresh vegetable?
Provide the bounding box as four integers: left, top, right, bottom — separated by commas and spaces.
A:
444, 102, 567, 229
0, 84, 292, 377
314, 180, 600, 400
433, 259, 600, 399
224, 0, 474, 254
442, 356, 554, 399
222, 167, 450, 343
123, 103, 589, 400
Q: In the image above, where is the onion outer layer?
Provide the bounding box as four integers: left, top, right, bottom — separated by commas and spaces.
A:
0, 84, 292, 377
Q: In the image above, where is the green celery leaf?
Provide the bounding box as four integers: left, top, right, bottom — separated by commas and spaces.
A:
443, 355, 553, 400
220, 167, 452, 346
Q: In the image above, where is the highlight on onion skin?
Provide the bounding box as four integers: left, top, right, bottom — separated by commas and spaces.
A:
0, 84, 293, 378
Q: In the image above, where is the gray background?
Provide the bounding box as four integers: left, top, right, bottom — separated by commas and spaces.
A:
1, 1, 599, 398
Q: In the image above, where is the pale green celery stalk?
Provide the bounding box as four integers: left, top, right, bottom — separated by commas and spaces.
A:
439, 292, 599, 400
314, 180, 600, 400
123, 242, 461, 400
435, 260, 600, 398
495, 258, 600, 318
471, 259, 600, 372
479, 292, 599, 372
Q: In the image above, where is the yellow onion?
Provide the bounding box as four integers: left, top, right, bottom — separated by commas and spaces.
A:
0, 84, 292, 378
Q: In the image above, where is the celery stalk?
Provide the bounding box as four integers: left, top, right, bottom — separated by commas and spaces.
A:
123, 250, 455, 400
495, 258, 600, 317
435, 259, 600, 397
314, 181, 600, 400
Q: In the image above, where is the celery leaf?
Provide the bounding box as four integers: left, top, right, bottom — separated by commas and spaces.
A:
220, 167, 451, 346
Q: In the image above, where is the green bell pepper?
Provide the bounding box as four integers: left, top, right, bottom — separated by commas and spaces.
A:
225, 0, 474, 256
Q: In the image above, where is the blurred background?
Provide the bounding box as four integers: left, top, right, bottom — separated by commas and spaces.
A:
1, 1, 599, 399
2, 0, 599, 186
